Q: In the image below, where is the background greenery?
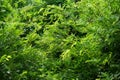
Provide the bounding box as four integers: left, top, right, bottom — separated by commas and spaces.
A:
0, 0, 120, 80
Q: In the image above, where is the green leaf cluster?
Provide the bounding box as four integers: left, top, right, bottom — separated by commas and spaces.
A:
0, 0, 120, 80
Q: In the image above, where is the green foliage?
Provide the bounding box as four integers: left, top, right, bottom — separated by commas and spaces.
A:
0, 0, 120, 80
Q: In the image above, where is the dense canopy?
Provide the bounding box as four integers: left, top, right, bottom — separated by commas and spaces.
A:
0, 0, 120, 80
